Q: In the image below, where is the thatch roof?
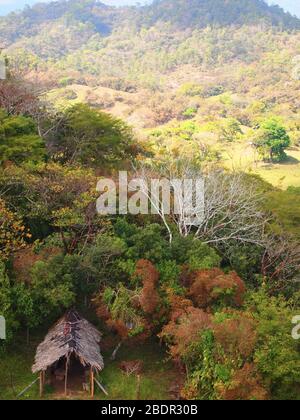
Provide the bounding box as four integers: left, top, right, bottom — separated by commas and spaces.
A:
32, 310, 104, 373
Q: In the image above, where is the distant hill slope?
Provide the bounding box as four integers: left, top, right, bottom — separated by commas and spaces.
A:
0, 0, 299, 48
0, 1, 118, 46
138, 0, 300, 29
0, 0, 299, 124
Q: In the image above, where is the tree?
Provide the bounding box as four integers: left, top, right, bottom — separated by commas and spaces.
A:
0, 109, 46, 165
178, 83, 203, 97
48, 104, 139, 168
81, 233, 127, 289
124, 224, 171, 264
159, 307, 212, 361
218, 118, 242, 142
0, 69, 56, 141
246, 290, 300, 399
217, 363, 268, 401
261, 234, 300, 293
254, 118, 291, 162
0, 261, 17, 342
97, 283, 146, 340
12, 281, 37, 343
136, 259, 161, 315
0, 76, 40, 117
187, 269, 246, 309
29, 256, 77, 322
95, 259, 165, 342
14, 163, 109, 253
136, 162, 269, 249
185, 240, 221, 271
0, 198, 29, 260
160, 308, 265, 400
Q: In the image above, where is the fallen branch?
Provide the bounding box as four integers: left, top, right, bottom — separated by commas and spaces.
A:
94, 377, 108, 396
17, 377, 39, 398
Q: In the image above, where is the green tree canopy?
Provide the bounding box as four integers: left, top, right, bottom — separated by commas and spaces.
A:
50, 104, 139, 168
0, 109, 46, 165
254, 118, 291, 162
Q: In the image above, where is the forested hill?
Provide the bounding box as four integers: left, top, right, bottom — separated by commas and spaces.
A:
138, 0, 300, 30
1, 0, 299, 134
0, 0, 299, 48
0, 0, 118, 45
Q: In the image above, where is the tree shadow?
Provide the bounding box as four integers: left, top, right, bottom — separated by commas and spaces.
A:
261, 155, 300, 168
280, 155, 300, 165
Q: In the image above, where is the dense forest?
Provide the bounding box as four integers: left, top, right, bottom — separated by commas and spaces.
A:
0, 0, 299, 401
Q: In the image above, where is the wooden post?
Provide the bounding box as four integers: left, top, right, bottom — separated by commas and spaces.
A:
39, 372, 44, 398
136, 374, 141, 400
64, 357, 69, 397
90, 368, 94, 398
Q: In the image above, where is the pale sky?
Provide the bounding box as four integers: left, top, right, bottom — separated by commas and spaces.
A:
0, 0, 299, 17
0, 1, 147, 15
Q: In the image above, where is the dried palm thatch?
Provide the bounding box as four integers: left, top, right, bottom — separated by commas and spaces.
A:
32, 310, 104, 373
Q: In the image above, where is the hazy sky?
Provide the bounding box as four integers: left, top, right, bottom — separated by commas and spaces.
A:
0, 0, 299, 17
0, 0, 149, 15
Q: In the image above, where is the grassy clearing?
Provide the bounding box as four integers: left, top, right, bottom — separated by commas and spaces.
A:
99, 342, 177, 401
221, 142, 300, 189
0, 333, 178, 400
0, 334, 42, 400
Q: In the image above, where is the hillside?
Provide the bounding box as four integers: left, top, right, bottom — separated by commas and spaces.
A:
139, 0, 300, 29
1, 0, 299, 92
0, 0, 298, 71
1, 0, 299, 49
0, 0, 300, 189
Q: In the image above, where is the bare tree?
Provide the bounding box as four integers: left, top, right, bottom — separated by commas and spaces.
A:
135, 160, 269, 249
0, 77, 39, 116
194, 170, 268, 246
262, 234, 300, 291
0, 59, 60, 139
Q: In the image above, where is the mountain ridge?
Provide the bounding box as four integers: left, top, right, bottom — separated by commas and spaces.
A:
0, 0, 299, 48
139, 0, 300, 30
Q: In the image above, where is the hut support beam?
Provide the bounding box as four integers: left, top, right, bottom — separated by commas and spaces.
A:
64, 357, 69, 397
39, 372, 44, 397
90, 368, 94, 398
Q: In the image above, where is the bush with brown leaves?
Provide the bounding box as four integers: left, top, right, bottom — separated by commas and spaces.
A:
136, 259, 161, 315
217, 363, 268, 400
159, 307, 212, 360
188, 269, 246, 308
213, 312, 257, 360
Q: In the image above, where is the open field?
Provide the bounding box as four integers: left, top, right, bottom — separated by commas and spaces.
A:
222, 143, 300, 189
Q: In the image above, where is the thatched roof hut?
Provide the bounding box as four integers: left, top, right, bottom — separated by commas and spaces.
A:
32, 310, 104, 374
32, 310, 104, 396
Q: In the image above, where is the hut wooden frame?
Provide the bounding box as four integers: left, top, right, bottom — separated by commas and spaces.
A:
32, 310, 104, 398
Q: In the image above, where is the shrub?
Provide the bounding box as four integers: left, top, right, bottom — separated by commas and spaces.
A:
188, 269, 246, 308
